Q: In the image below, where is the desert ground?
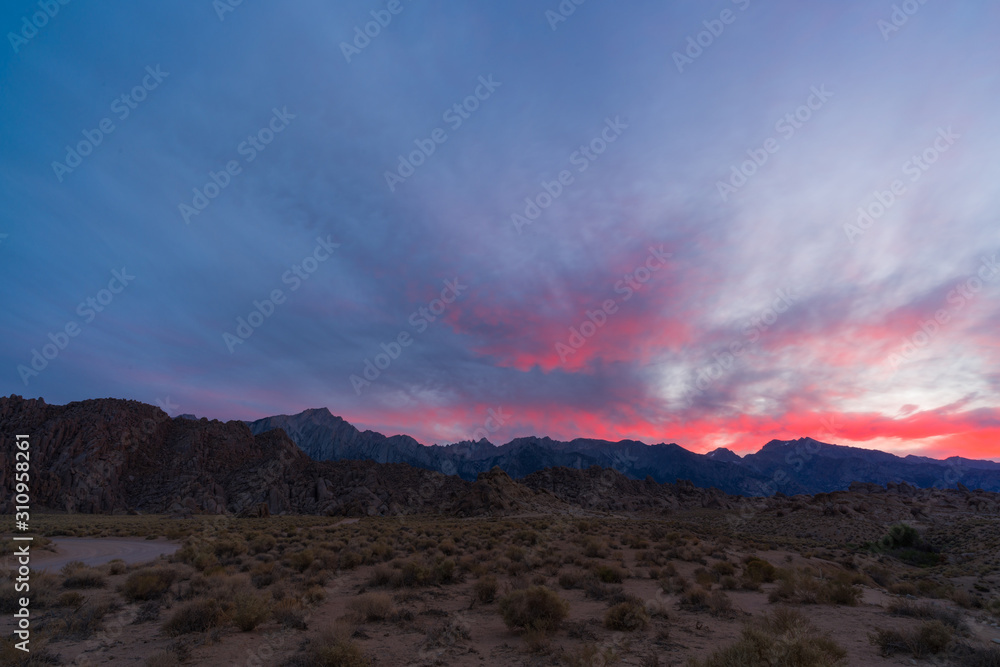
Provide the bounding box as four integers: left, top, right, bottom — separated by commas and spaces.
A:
2, 506, 1000, 667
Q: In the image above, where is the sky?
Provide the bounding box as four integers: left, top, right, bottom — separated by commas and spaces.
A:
2, 0, 999, 460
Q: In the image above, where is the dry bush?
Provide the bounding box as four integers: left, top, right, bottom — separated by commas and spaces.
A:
273, 597, 308, 629
594, 564, 625, 583
122, 567, 177, 601
61, 562, 106, 589
869, 620, 953, 658
498, 586, 569, 633
249, 533, 277, 554
886, 599, 966, 631
162, 598, 225, 636
57, 591, 84, 607
474, 575, 498, 603
560, 642, 622, 667
691, 608, 847, 666
605, 599, 649, 631
232, 591, 270, 631
348, 592, 396, 622
44, 600, 117, 640
292, 628, 371, 667
107, 559, 128, 575
145, 651, 179, 667
559, 569, 585, 589
742, 557, 777, 586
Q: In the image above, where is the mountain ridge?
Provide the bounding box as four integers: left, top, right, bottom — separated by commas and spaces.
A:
247, 408, 1000, 494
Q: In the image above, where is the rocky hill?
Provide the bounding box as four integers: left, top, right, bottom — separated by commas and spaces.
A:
248, 408, 1000, 494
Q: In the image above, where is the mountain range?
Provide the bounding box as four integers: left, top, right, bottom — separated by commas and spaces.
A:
2, 395, 998, 521
246, 407, 1000, 495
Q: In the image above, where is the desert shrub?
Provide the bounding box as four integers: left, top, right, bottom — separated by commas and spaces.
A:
304, 585, 326, 604
817, 580, 862, 606
499, 586, 569, 632
214, 536, 247, 559
560, 642, 622, 667
712, 560, 736, 577
886, 599, 966, 631
0, 637, 61, 666
249, 534, 277, 554
887, 581, 917, 595
679, 587, 709, 611
289, 549, 316, 572
872, 523, 941, 567
162, 598, 225, 636
232, 591, 270, 631
694, 567, 717, 587
122, 567, 177, 601
297, 630, 371, 667
272, 597, 308, 629
604, 600, 649, 631
742, 558, 777, 585
61, 564, 106, 589
594, 564, 625, 584
869, 620, 953, 658
559, 570, 584, 589
44, 600, 115, 640
348, 592, 396, 622
691, 608, 847, 666
707, 590, 733, 616
474, 575, 498, 603
107, 559, 127, 575
145, 652, 179, 667
57, 591, 84, 607
945, 642, 1000, 667
250, 561, 276, 588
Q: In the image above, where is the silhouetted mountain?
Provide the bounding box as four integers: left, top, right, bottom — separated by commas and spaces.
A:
247, 411, 1000, 495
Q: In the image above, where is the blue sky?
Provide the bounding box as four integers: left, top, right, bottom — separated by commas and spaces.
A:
2, 0, 999, 458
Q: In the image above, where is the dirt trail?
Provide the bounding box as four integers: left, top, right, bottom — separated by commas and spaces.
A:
30, 537, 179, 572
